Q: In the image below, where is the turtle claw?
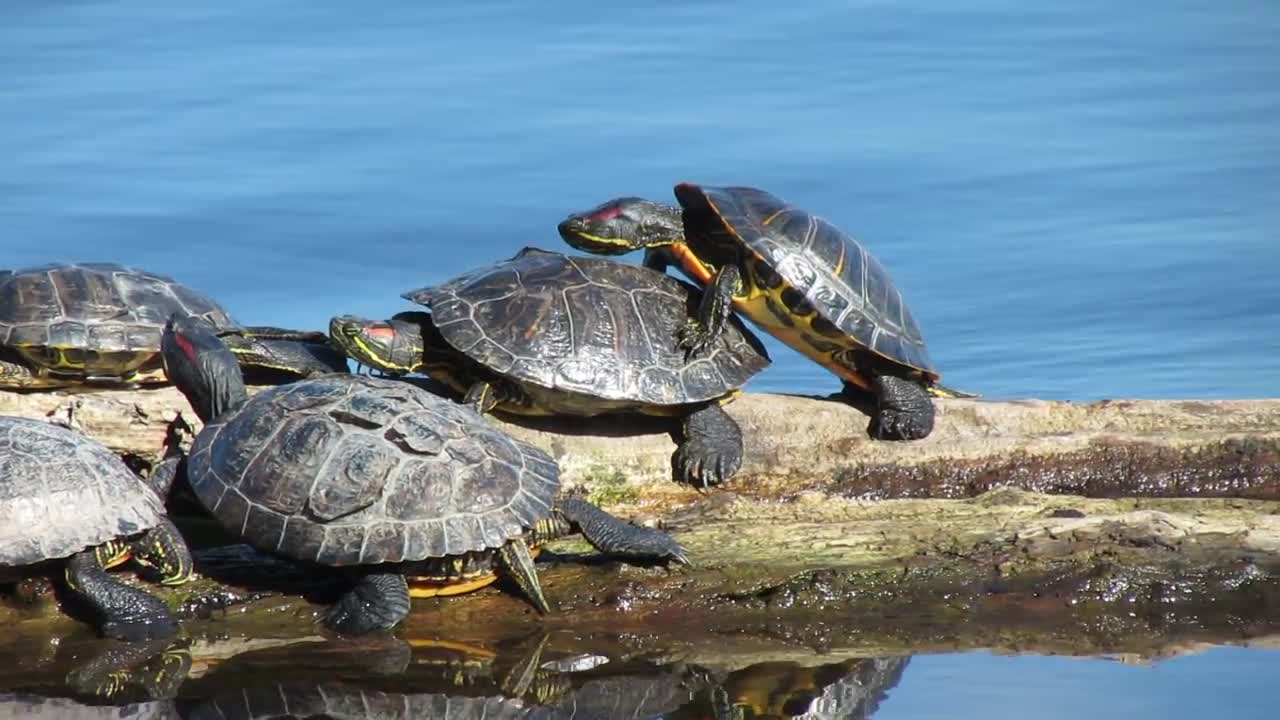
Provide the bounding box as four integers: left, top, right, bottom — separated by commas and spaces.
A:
625, 526, 690, 566
674, 438, 738, 488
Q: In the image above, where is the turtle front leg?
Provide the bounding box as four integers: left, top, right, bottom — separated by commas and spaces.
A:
323, 571, 411, 635
856, 375, 935, 441
677, 264, 741, 359
553, 497, 689, 565
674, 402, 744, 487
65, 547, 178, 641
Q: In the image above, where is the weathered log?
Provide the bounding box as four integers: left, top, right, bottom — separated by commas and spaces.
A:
2, 387, 1278, 500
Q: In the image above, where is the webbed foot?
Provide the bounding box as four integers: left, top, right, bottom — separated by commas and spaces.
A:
322, 572, 411, 636
674, 403, 744, 487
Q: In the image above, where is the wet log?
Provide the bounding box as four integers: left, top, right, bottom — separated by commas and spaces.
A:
1, 386, 1278, 501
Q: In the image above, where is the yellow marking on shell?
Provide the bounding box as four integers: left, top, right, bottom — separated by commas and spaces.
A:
761, 209, 786, 226
736, 279, 874, 392
408, 574, 499, 598
404, 639, 499, 658
665, 243, 874, 389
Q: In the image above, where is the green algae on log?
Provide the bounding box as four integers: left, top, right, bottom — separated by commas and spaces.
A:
1, 387, 1278, 500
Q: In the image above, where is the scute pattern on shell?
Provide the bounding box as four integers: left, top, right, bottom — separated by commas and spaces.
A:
186, 374, 560, 567
691, 186, 936, 377
405, 248, 770, 406
0, 416, 164, 566
0, 262, 239, 354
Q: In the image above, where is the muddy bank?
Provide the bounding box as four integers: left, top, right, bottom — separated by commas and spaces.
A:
2, 387, 1279, 499
4, 488, 1279, 674
3, 385, 1280, 689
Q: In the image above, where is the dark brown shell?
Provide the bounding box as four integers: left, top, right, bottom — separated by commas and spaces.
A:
0, 416, 164, 566
0, 262, 240, 359
676, 185, 936, 378
405, 248, 770, 406
185, 374, 559, 567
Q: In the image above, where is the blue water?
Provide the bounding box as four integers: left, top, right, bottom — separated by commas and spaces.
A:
879, 648, 1279, 719
2, 0, 1278, 710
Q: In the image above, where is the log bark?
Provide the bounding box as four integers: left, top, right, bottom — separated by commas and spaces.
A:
2, 387, 1278, 500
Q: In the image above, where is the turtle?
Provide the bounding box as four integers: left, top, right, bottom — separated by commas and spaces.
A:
0, 262, 349, 391
160, 313, 688, 636
327, 246, 770, 487
558, 184, 971, 441
0, 415, 194, 641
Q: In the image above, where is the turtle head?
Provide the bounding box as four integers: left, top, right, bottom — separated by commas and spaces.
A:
557, 197, 684, 255
328, 313, 426, 375
161, 314, 247, 423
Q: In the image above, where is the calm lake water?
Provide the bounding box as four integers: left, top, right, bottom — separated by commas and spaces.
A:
2, 0, 1278, 715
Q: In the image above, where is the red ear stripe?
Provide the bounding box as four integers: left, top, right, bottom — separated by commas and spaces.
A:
174, 333, 198, 362
365, 325, 395, 340
588, 206, 623, 223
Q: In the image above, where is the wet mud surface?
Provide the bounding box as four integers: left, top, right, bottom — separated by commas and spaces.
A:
4, 489, 1279, 717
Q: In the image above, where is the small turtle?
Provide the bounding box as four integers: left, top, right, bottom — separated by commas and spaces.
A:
0, 416, 194, 640
0, 262, 348, 390
328, 247, 770, 487
161, 314, 687, 636
559, 185, 971, 441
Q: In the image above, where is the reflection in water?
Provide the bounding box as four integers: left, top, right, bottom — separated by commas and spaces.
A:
0, 632, 909, 720
0, 694, 177, 720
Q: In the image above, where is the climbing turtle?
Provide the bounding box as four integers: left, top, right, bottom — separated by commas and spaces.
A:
161, 314, 687, 636
0, 262, 348, 390
559, 184, 969, 441
0, 415, 194, 640
328, 247, 770, 487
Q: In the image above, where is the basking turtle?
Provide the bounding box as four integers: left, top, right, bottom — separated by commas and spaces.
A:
0, 262, 348, 390
0, 415, 194, 640
559, 184, 967, 441
161, 314, 687, 636
328, 247, 770, 487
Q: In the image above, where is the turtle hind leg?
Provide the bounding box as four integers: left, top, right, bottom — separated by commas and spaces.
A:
554, 497, 689, 565
65, 549, 178, 642
674, 402, 744, 487
323, 571, 410, 636
864, 374, 935, 441
498, 539, 550, 614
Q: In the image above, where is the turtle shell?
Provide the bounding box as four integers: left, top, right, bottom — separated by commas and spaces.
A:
674, 184, 937, 380
0, 416, 165, 566
186, 374, 559, 567
0, 262, 241, 378
405, 248, 770, 407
